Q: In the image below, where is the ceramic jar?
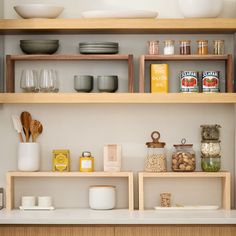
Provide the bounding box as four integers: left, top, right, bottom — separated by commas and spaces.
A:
89, 185, 116, 210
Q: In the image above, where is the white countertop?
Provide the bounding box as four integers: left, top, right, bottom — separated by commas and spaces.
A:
0, 209, 236, 225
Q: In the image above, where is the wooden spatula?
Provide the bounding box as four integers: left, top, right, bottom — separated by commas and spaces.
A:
30, 120, 43, 142
20, 111, 32, 142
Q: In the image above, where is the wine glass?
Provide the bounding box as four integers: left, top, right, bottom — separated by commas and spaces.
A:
20, 70, 38, 93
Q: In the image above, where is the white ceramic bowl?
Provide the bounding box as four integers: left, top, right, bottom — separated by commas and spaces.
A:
178, 0, 223, 18
14, 4, 64, 19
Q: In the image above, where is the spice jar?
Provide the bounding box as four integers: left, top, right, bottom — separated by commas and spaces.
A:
201, 140, 221, 158
197, 40, 208, 55
79, 151, 94, 172
145, 131, 167, 172
213, 40, 225, 55
148, 40, 159, 55
201, 156, 221, 172
160, 193, 171, 207
164, 40, 175, 55
201, 124, 221, 140
172, 139, 196, 172
180, 40, 191, 55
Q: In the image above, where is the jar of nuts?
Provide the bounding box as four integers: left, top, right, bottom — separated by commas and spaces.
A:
145, 131, 167, 172
172, 139, 196, 172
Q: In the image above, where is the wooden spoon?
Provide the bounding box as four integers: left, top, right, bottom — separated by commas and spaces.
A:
30, 120, 43, 142
20, 111, 32, 142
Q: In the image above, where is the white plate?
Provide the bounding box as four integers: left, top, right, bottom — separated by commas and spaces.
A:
19, 206, 55, 210
82, 10, 158, 19
154, 205, 219, 210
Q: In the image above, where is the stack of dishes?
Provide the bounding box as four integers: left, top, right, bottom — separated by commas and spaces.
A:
20, 40, 59, 54
79, 42, 119, 54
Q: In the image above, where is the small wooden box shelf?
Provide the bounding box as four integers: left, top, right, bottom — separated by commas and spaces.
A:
139, 54, 233, 93
138, 172, 231, 210
6, 171, 134, 211
6, 54, 134, 93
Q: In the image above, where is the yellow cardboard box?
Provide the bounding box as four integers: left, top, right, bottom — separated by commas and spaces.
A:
150, 64, 169, 93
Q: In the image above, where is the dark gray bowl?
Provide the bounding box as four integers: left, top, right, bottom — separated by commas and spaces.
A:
20, 40, 59, 54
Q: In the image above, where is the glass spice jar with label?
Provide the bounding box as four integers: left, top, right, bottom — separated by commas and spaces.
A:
213, 40, 225, 55
180, 40, 191, 55
172, 139, 196, 172
145, 131, 167, 172
79, 151, 94, 172
197, 40, 208, 55
164, 40, 175, 55
148, 40, 159, 55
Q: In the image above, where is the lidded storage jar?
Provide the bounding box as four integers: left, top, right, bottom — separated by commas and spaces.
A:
172, 139, 196, 172
145, 131, 167, 172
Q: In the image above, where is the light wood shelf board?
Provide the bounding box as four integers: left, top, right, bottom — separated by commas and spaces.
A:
140, 171, 230, 178
7, 171, 132, 177
1, 18, 236, 34
143, 55, 229, 61
8, 54, 131, 61
1, 93, 236, 104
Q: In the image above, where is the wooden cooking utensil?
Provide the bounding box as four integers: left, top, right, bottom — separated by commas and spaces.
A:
20, 111, 32, 142
12, 115, 24, 143
30, 120, 43, 142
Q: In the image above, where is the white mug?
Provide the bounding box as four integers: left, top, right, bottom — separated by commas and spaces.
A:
18, 143, 40, 172
38, 196, 52, 207
21, 196, 36, 207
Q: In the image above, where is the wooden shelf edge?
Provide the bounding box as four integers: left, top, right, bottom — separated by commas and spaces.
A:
139, 171, 230, 178
7, 171, 133, 177
1, 93, 236, 104
7, 54, 131, 61
1, 18, 236, 34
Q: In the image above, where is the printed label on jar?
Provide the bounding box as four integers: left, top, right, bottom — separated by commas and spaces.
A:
180, 71, 199, 93
202, 71, 220, 93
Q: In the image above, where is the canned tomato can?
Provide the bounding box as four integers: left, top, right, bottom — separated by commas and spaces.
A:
202, 71, 220, 93
180, 71, 199, 93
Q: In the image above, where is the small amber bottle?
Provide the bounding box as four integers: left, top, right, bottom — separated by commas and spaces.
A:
79, 151, 94, 172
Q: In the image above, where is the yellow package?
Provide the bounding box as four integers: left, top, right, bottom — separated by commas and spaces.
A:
53, 150, 70, 172
150, 64, 169, 93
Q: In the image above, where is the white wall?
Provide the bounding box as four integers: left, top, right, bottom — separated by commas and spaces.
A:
0, 0, 4, 92
0, 0, 235, 210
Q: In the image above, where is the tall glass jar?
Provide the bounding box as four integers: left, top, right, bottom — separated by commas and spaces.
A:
145, 131, 167, 172
172, 139, 196, 172
197, 40, 208, 55
164, 40, 175, 55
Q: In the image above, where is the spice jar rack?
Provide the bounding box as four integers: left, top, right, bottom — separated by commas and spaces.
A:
139, 54, 233, 93
138, 172, 231, 210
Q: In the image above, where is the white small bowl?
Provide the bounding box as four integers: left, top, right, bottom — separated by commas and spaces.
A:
178, 0, 223, 18
14, 4, 64, 19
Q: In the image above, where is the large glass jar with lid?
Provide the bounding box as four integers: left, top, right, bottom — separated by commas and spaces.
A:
145, 131, 167, 172
172, 139, 196, 172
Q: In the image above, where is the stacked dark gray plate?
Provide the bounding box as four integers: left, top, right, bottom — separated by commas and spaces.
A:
79, 42, 119, 54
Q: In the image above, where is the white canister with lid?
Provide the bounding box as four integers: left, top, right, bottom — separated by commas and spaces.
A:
89, 185, 116, 210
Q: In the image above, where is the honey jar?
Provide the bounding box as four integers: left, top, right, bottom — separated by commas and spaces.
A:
53, 150, 70, 172
79, 151, 94, 172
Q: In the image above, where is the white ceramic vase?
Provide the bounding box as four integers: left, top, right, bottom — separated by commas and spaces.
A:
18, 143, 40, 171
178, 0, 223, 18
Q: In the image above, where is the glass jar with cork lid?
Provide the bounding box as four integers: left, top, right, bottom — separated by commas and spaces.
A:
145, 131, 167, 172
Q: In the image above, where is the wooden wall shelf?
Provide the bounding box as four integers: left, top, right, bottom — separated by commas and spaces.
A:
1, 93, 236, 104
6, 171, 134, 210
139, 54, 234, 93
1, 19, 236, 34
0, 93, 236, 104
138, 172, 231, 210
6, 54, 134, 93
